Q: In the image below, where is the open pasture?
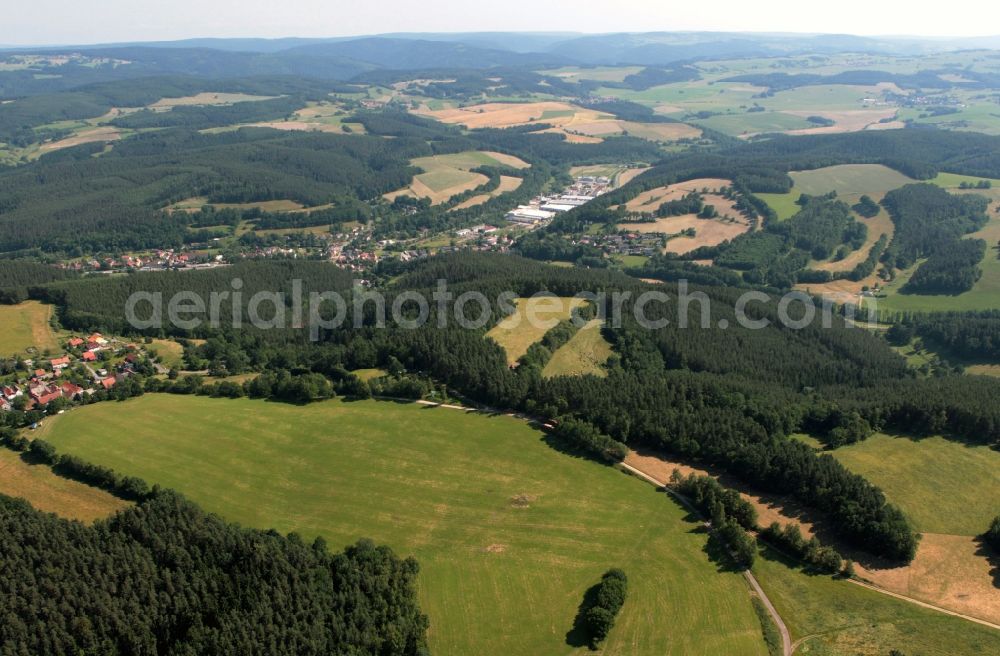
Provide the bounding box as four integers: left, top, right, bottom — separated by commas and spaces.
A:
542, 320, 613, 378
797, 432, 1000, 624
816, 433, 1000, 537
451, 175, 523, 210
39, 394, 771, 656
0, 301, 60, 355
486, 296, 587, 366
0, 449, 129, 523
789, 164, 915, 198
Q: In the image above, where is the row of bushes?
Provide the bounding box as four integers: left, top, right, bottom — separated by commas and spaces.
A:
759, 522, 845, 574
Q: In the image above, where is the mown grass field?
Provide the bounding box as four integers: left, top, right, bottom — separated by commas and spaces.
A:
147, 338, 185, 369
756, 192, 801, 221
542, 321, 613, 378
486, 296, 587, 366
0, 449, 129, 522
801, 434, 1000, 536
0, 301, 60, 355
754, 547, 1000, 656
789, 164, 915, 197
40, 395, 769, 656
694, 111, 813, 136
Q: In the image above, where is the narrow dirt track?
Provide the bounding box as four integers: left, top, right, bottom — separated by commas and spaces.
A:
618, 462, 793, 656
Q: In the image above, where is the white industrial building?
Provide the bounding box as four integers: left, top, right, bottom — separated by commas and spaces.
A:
505, 207, 556, 224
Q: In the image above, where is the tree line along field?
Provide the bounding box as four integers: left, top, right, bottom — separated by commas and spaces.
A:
36, 394, 769, 656
30, 394, 1000, 656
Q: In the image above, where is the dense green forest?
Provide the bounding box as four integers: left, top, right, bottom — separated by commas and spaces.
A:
888, 311, 1000, 361
0, 259, 78, 303
0, 128, 424, 253
0, 490, 428, 655
0, 75, 333, 144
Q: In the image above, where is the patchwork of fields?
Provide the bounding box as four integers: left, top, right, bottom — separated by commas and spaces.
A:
415, 100, 701, 143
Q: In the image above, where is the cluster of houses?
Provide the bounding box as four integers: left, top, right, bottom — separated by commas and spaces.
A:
0, 333, 140, 413
58, 249, 225, 274
583, 232, 665, 257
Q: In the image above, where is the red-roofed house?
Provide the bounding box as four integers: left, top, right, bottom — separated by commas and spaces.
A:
68, 337, 85, 348
82, 351, 97, 362
29, 384, 62, 406
101, 378, 116, 390
50, 356, 71, 369
2, 385, 21, 401
34, 369, 47, 378
60, 382, 84, 400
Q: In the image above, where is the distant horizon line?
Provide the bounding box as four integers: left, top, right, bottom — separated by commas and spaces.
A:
3, 29, 1000, 50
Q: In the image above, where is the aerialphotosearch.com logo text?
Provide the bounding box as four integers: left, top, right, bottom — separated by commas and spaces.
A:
125, 278, 873, 340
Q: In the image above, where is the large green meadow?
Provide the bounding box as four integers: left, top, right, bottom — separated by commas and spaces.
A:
41, 395, 766, 656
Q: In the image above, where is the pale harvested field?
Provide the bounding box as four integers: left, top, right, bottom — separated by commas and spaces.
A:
486, 297, 587, 366
620, 121, 701, 141
619, 190, 749, 254
415, 101, 610, 129
615, 166, 651, 187
795, 276, 878, 306
857, 534, 1000, 625
620, 216, 750, 255
39, 126, 121, 152
0, 449, 129, 522
534, 126, 603, 143
654, 104, 684, 115
622, 178, 733, 213
966, 364, 1000, 377
417, 101, 699, 143
782, 109, 899, 136
149, 92, 276, 109
247, 120, 345, 133
451, 175, 523, 210
384, 151, 527, 206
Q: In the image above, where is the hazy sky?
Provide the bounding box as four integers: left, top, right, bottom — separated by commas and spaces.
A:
4, 0, 999, 46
